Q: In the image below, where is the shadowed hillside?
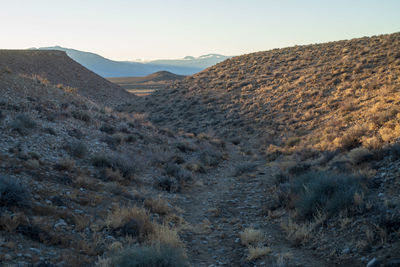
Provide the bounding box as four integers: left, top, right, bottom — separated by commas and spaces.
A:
126, 32, 400, 266
0, 50, 134, 107
0, 56, 227, 266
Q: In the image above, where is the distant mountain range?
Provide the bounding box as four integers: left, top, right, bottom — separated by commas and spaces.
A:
30, 46, 231, 77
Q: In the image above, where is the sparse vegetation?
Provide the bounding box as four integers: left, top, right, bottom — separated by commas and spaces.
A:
1, 33, 400, 266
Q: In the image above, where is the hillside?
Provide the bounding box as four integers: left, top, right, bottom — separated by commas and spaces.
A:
0, 62, 227, 265
132, 33, 400, 152
33, 46, 230, 77
108, 71, 185, 96
0, 50, 134, 107
126, 32, 400, 266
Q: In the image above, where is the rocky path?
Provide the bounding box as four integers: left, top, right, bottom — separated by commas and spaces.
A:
174, 144, 334, 267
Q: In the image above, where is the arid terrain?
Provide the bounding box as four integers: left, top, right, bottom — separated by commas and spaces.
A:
108, 71, 185, 96
0, 32, 400, 267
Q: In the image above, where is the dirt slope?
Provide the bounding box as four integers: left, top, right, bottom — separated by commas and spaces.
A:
0, 50, 134, 107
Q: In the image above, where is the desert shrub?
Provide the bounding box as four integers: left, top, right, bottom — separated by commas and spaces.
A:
175, 142, 196, 153
92, 153, 138, 179
71, 110, 91, 122
234, 162, 257, 176
111, 245, 188, 267
347, 147, 374, 165
164, 163, 191, 182
10, 114, 36, 134
155, 177, 179, 193
291, 171, 364, 219
65, 141, 88, 159
100, 124, 116, 134
286, 137, 301, 147
0, 175, 30, 207
54, 158, 75, 171
199, 149, 223, 167
288, 163, 310, 176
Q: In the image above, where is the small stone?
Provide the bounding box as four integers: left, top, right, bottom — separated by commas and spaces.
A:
29, 248, 41, 254
342, 248, 351, 254
54, 219, 67, 228
366, 258, 381, 267
5, 254, 12, 260
235, 238, 241, 243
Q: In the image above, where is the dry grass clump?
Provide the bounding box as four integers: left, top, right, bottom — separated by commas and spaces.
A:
247, 245, 271, 261
146, 223, 184, 249
239, 228, 269, 261
280, 219, 316, 246
105, 206, 153, 239
144, 197, 171, 215
239, 227, 264, 246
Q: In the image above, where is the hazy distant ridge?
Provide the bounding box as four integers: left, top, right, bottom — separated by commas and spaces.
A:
32, 46, 231, 77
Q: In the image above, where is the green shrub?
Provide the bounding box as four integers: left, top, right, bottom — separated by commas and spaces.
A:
0, 175, 30, 207
291, 171, 364, 219
111, 245, 188, 267
10, 114, 36, 134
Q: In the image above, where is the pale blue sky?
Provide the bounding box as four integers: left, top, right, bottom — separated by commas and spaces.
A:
1, 0, 399, 60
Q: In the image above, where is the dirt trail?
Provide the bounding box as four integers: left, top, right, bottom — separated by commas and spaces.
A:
174, 144, 334, 267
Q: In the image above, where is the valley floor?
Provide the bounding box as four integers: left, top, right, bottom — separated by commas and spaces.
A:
171, 144, 340, 267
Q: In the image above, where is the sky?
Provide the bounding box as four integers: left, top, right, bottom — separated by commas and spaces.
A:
1, 0, 399, 61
